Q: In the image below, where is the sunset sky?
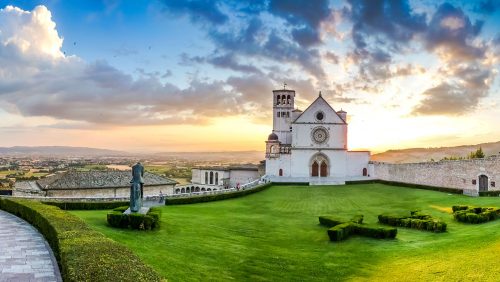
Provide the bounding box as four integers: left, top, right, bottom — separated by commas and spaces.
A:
0, 0, 499, 153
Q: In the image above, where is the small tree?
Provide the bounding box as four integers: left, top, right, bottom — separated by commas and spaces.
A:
475, 147, 485, 158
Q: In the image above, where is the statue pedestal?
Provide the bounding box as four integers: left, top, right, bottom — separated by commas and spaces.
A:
123, 207, 150, 215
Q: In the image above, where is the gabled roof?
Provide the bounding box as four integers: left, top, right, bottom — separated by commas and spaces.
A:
293, 94, 346, 124
36, 171, 177, 190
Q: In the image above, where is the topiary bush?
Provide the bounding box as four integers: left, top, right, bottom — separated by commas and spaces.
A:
319, 214, 396, 242
453, 206, 500, 224
107, 207, 161, 230
378, 211, 447, 232
0, 198, 161, 282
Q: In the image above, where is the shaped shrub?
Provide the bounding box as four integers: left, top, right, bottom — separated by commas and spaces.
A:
453, 206, 500, 224
378, 211, 447, 232
107, 207, 161, 230
319, 215, 396, 242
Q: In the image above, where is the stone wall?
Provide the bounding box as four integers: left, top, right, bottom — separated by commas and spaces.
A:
45, 184, 175, 198
371, 156, 500, 192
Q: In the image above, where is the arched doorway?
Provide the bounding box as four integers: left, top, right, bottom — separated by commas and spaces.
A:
181, 188, 185, 193
363, 168, 367, 176
186, 187, 190, 193
320, 162, 328, 177
207, 188, 212, 192
195, 187, 200, 192
311, 154, 328, 177
479, 175, 489, 192
279, 169, 283, 176
175, 188, 180, 194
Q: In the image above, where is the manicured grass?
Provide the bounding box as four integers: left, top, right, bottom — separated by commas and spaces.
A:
71, 184, 500, 281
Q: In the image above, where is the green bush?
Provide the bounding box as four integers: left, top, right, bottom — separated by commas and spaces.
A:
378, 211, 447, 232
107, 207, 161, 230
319, 215, 363, 227
327, 223, 397, 241
0, 198, 161, 282
479, 191, 500, 197
453, 206, 500, 224
165, 183, 272, 205
44, 201, 129, 210
345, 180, 463, 194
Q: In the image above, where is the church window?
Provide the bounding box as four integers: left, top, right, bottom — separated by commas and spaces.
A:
282, 95, 286, 104
316, 111, 324, 121
363, 168, 367, 176
320, 161, 328, 177
210, 171, 214, 184
287, 95, 291, 104
205, 172, 208, 184
215, 172, 219, 185
279, 169, 283, 176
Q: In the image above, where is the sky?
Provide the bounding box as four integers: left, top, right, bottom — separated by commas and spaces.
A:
0, 0, 499, 153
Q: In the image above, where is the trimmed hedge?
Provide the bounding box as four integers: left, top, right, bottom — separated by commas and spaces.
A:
319, 214, 395, 241
378, 210, 447, 232
107, 206, 161, 230
327, 222, 397, 241
0, 198, 161, 282
43, 201, 129, 210
453, 205, 500, 224
318, 215, 363, 227
479, 191, 500, 197
345, 179, 463, 194
165, 183, 272, 205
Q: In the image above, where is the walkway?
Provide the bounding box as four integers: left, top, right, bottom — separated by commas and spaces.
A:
0, 209, 61, 282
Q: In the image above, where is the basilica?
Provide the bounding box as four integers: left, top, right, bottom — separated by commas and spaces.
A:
264, 88, 370, 185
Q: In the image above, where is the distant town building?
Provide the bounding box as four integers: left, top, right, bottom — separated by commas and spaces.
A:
14, 171, 176, 198
178, 165, 260, 193
264, 89, 370, 185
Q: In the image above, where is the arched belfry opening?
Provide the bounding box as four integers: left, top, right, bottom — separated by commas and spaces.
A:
310, 153, 329, 177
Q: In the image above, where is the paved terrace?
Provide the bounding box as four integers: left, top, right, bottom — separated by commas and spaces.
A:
0, 210, 61, 282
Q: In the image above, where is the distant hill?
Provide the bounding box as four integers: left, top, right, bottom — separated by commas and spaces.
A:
0, 146, 127, 157
152, 151, 264, 163
371, 141, 500, 163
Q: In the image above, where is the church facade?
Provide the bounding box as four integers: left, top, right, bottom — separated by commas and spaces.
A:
265, 89, 370, 185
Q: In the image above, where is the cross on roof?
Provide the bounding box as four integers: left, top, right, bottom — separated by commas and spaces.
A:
283, 82, 287, 90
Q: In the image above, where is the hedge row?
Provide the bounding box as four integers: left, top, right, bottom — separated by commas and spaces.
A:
453, 205, 500, 224
479, 191, 500, 197
345, 180, 463, 194
378, 211, 447, 232
327, 222, 397, 241
165, 183, 272, 205
318, 215, 363, 227
0, 198, 161, 282
107, 206, 161, 230
43, 201, 129, 210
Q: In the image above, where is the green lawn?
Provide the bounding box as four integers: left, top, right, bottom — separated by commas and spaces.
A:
71, 184, 500, 281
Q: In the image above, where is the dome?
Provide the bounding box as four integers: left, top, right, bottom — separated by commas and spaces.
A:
268, 132, 279, 141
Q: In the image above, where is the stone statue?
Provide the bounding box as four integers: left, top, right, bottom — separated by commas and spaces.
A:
130, 162, 145, 212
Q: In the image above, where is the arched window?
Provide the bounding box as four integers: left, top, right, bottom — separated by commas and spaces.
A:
186, 187, 190, 193
201, 188, 206, 192
363, 168, 367, 176
181, 188, 185, 193
175, 188, 180, 194
287, 95, 291, 104
210, 171, 214, 184
277, 97, 281, 105
279, 169, 283, 176
282, 95, 286, 104
195, 187, 200, 192
207, 188, 212, 192
215, 172, 219, 185
205, 172, 208, 184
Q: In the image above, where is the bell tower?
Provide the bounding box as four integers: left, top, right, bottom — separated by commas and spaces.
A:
272, 86, 295, 145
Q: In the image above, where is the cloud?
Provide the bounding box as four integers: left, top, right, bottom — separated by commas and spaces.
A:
0, 5, 261, 126
159, 0, 330, 78
424, 3, 485, 60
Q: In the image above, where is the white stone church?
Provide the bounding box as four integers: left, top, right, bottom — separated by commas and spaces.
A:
264, 88, 370, 185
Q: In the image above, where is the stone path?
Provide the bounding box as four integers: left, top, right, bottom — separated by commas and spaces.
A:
0, 210, 61, 282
